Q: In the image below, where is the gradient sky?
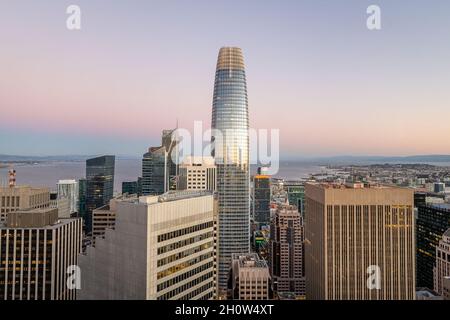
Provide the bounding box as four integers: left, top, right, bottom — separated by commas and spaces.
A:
1, 0, 450, 158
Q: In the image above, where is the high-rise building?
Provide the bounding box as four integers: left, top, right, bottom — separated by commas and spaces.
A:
231, 253, 270, 300
142, 146, 166, 195
0, 186, 50, 223
434, 228, 450, 295
142, 129, 179, 196
417, 204, 450, 289
78, 178, 87, 219
284, 181, 305, 217
305, 182, 415, 300
122, 181, 138, 195
211, 47, 250, 290
178, 156, 216, 191
269, 205, 305, 298
57, 179, 79, 215
78, 190, 217, 300
50, 191, 70, 218
252, 172, 271, 227
91, 194, 137, 244
85, 155, 115, 233
0, 208, 82, 300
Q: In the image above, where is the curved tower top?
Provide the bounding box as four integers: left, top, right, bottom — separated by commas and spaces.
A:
216, 47, 245, 71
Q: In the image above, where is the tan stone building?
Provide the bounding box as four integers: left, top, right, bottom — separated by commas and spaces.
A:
178, 156, 216, 191
305, 182, 415, 300
434, 228, 450, 295
269, 205, 305, 298
0, 186, 50, 222
231, 253, 270, 300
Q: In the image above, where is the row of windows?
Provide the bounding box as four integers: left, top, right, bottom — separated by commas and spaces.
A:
157, 261, 213, 292
157, 222, 213, 243
1, 196, 21, 208
157, 231, 214, 255
157, 272, 214, 300
157, 252, 213, 280
157, 241, 213, 267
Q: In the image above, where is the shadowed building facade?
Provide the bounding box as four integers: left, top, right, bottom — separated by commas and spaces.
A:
211, 47, 250, 290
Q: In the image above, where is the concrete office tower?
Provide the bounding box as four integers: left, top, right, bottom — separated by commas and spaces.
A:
0, 208, 82, 300
57, 179, 79, 215
231, 253, 270, 300
85, 155, 115, 233
50, 192, 70, 218
0, 185, 50, 222
142, 129, 179, 196
252, 171, 271, 227
305, 183, 415, 300
78, 190, 217, 300
416, 204, 450, 288
91, 194, 137, 244
211, 47, 250, 290
434, 228, 450, 295
178, 156, 217, 191
269, 205, 305, 298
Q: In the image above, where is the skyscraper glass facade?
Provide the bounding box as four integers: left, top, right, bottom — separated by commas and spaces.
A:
211, 47, 250, 290
85, 155, 115, 233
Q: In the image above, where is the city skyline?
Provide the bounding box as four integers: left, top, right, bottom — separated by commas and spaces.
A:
2, 1, 450, 158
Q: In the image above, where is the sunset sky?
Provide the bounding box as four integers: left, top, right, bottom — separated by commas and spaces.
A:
1, 0, 450, 159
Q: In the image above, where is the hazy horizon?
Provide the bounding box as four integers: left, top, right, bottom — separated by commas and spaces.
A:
1, 1, 450, 157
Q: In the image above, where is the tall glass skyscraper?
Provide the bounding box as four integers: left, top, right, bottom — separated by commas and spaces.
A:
211, 47, 250, 290
85, 155, 115, 233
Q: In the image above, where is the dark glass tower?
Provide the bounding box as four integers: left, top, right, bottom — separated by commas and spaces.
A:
416, 203, 450, 288
253, 174, 271, 227
85, 155, 115, 233
211, 47, 250, 290
141, 129, 178, 196
142, 146, 166, 195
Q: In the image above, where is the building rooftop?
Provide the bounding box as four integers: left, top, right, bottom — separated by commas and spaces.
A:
137, 190, 213, 205
232, 253, 268, 269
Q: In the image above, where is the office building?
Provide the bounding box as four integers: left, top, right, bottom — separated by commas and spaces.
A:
178, 156, 216, 191
50, 192, 70, 218
57, 179, 78, 215
78, 178, 87, 218
91, 194, 137, 243
122, 181, 138, 195
0, 208, 82, 300
85, 155, 115, 233
305, 182, 415, 300
284, 181, 305, 217
0, 186, 50, 223
417, 203, 450, 288
269, 205, 305, 298
434, 182, 446, 194
78, 190, 217, 300
231, 253, 270, 300
434, 228, 450, 295
142, 129, 179, 196
211, 47, 250, 290
252, 172, 271, 227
